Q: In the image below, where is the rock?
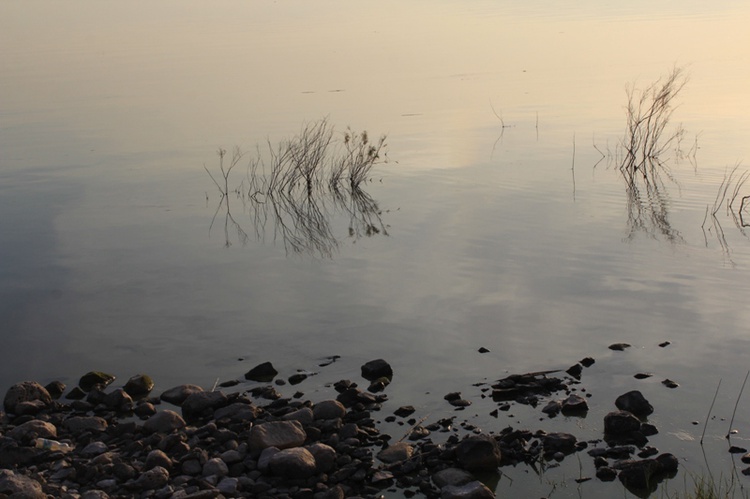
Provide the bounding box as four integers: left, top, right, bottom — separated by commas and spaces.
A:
580, 357, 595, 367
160, 384, 204, 405
143, 409, 186, 433
269, 447, 317, 478
603, 411, 641, 435
134, 401, 157, 418
478, 347, 490, 353
455, 434, 502, 471
257, 447, 280, 472
361, 359, 393, 381
741, 452, 750, 464
440, 480, 495, 499
596, 466, 617, 481
634, 373, 653, 379
656, 453, 679, 472
145, 449, 172, 471
44, 381, 66, 399
81, 441, 108, 457
217, 476, 239, 495
336, 387, 378, 407
203, 457, 229, 477
615, 390, 654, 417
63, 416, 108, 434
133, 465, 169, 490
542, 400, 561, 417
368, 377, 391, 393
123, 374, 155, 397
377, 442, 413, 464
13, 400, 46, 416
82, 491, 111, 499
566, 364, 583, 379
103, 388, 134, 412
282, 407, 314, 425
7, 419, 57, 442
658, 341, 671, 347
609, 343, 631, 351
432, 467, 474, 488
394, 406, 416, 417
616, 459, 661, 491
181, 391, 229, 422
79, 371, 116, 391
561, 394, 588, 414
213, 402, 260, 422
244, 362, 278, 382
249, 420, 306, 452
288, 373, 308, 385
542, 432, 577, 456
662, 379, 679, 389
65, 386, 87, 400
0, 469, 46, 499
4, 381, 52, 413
307, 443, 336, 472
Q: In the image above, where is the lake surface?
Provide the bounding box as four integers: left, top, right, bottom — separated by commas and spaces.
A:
2, 1, 750, 497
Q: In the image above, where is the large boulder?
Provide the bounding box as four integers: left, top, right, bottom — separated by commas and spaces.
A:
0, 469, 46, 499
143, 410, 186, 434
312, 400, 346, 420
269, 447, 317, 478
4, 381, 51, 414
249, 420, 306, 452
7, 420, 57, 442
615, 390, 654, 417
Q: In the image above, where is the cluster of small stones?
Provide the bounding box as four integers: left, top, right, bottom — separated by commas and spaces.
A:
1, 357, 680, 498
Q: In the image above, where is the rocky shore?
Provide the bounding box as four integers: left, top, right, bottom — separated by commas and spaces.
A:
1, 357, 680, 498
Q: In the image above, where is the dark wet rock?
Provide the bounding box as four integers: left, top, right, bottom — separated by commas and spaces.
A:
542, 432, 577, 456
214, 401, 260, 422
596, 466, 617, 481
580, 357, 595, 367
103, 388, 134, 412
123, 373, 155, 397
656, 453, 679, 472
289, 373, 308, 385
449, 398, 472, 408
609, 343, 631, 351
409, 425, 431, 440
269, 447, 317, 478
283, 406, 314, 425
65, 386, 87, 400
361, 359, 393, 381
394, 405, 416, 417
63, 415, 108, 434
44, 380, 66, 399
604, 411, 642, 435
307, 442, 336, 472
313, 399, 346, 420
336, 387, 379, 408
641, 423, 658, 436
455, 434, 502, 471
432, 467, 474, 488
478, 347, 490, 353
203, 457, 229, 477
79, 371, 116, 391
245, 361, 279, 382
561, 394, 588, 414
566, 363, 583, 379
160, 384, 204, 405
638, 446, 659, 458
658, 341, 671, 347
368, 376, 392, 393
615, 458, 661, 491
615, 390, 654, 417
491, 372, 567, 405
249, 420, 306, 452
542, 400, 561, 417
440, 480, 495, 499
742, 452, 750, 464
12, 400, 47, 417
145, 449, 172, 471
0, 469, 46, 499
7, 419, 57, 442
181, 391, 229, 422
634, 373, 653, 379
662, 379, 679, 388
134, 401, 157, 418
144, 409, 186, 434
377, 442, 413, 464
4, 381, 52, 413
444, 392, 462, 402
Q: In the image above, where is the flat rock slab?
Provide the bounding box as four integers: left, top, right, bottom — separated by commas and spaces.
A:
249, 420, 306, 452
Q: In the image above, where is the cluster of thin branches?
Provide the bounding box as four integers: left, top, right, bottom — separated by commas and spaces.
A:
204, 119, 389, 255
620, 66, 690, 179
702, 163, 750, 264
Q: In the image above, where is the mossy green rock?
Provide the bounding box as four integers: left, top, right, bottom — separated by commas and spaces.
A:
123, 374, 155, 397
79, 372, 116, 392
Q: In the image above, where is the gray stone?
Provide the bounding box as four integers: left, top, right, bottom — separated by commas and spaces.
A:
202, 457, 229, 477
81, 441, 108, 457
63, 416, 108, 433
377, 442, 413, 464
133, 465, 170, 490
217, 476, 239, 495
249, 420, 306, 452
307, 442, 336, 472
181, 391, 229, 422
219, 449, 243, 465
283, 407, 314, 425
123, 374, 155, 397
440, 480, 495, 499
7, 419, 57, 442
432, 467, 474, 488
604, 411, 642, 435
269, 447, 317, 478
103, 388, 133, 412
145, 449, 172, 471
258, 446, 280, 472
455, 435, 502, 471
160, 384, 204, 406
615, 390, 654, 417
4, 381, 51, 414
144, 410, 186, 434
0, 469, 46, 499
313, 400, 346, 420
561, 394, 588, 413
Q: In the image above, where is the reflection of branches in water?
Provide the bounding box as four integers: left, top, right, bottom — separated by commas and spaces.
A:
621, 167, 683, 244
702, 163, 750, 265
208, 195, 248, 248
204, 119, 390, 257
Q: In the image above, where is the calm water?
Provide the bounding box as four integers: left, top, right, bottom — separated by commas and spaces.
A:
3, 1, 750, 497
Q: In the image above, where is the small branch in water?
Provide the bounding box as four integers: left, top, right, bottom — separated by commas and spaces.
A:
726, 371, 750, 441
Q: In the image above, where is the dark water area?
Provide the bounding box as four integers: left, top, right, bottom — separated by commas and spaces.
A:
2, 1, 750, 496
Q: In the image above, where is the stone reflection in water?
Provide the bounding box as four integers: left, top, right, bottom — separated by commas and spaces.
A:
206, 120, 389, 256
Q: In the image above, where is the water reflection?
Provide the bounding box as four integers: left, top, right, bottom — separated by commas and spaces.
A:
206, 120, 389, 256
